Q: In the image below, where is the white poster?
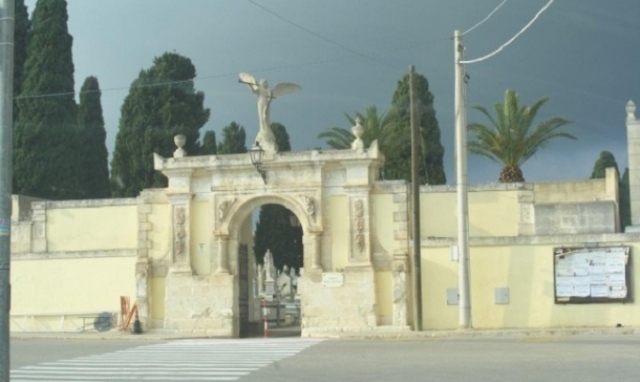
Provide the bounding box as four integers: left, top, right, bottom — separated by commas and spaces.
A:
554, 247, 629, 300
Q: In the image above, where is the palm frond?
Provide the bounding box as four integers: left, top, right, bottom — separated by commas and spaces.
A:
467, 89, 575, 179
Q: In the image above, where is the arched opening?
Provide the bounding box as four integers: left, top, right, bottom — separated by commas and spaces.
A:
228, 197, 306, 338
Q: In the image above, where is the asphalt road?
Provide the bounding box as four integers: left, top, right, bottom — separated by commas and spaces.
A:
9, 335, 640, 381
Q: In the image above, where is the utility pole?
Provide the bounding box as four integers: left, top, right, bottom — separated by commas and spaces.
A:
0, 0, 14, 380
409, 65, 422, 331
454, 30, 471, 329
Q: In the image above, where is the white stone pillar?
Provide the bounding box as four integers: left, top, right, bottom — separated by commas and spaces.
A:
310, 232, 322, 271
215, 234, 229, 273
626, 101, 640, 226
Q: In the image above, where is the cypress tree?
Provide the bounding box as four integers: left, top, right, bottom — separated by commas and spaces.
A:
590, 151, 619, 179
14, 0, 30, 107
14, 0, 79, 199
217, 122, 247, 154
201, 131, 217, 155
271, 122, 291, 152
621, 168, 631, 229
111, 52, 210, 197
77, 76, 110, 198
388, 72, 446, 184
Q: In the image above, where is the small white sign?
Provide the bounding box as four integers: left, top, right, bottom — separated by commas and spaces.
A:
322, 272, 344, 288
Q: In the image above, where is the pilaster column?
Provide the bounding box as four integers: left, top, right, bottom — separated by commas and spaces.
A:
626, 100, 640, 226
135, 197, 153, 327
215, 234, 229, 273
348, 193, 371, 267
311, 232, 322, 271
168, 193, 193, 273
31, 202, 47, 253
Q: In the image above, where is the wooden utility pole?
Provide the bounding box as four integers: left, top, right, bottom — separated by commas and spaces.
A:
409, 65, 423, 331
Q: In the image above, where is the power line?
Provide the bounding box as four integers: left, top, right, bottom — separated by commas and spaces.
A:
462, 0, 508, 36
461, 0, 555, 65
245, 0, 399, 71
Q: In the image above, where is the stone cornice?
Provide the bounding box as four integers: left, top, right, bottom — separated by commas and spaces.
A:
11, 249, 137, 261
421, 233, 640, 247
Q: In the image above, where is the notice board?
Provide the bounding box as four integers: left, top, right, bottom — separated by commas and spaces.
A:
553, 246, 632, 303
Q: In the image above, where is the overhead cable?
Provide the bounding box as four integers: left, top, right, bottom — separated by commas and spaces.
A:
245, 0, 398, 70
462, 0, 508, 36
461, 0, 554, 65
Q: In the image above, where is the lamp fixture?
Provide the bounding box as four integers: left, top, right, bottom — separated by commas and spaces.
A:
250, 141, 266, 183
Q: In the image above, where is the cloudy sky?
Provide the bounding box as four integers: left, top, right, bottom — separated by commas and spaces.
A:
25, 0, 640, 184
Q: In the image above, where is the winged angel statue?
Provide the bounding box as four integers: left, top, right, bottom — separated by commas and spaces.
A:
239, 72, 301, 152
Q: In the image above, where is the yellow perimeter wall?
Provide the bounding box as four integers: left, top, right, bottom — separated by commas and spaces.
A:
11, 256, 137, 314
422, 243, 640, 329
47, 205, 138, 252
422, 190, 520, 238
148, 204, 170, 261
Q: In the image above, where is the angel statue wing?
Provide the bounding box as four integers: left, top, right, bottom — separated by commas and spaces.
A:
271, 82, 302, 98
238, 72, 258, 89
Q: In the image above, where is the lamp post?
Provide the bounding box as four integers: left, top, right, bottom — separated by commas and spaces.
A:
250, 141, 266, 183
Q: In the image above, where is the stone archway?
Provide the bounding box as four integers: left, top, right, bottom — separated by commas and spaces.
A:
222, 195, 314, 337
150, 138, 410, 337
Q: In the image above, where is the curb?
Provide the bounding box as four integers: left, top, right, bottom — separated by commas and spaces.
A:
11, 326, 640, 341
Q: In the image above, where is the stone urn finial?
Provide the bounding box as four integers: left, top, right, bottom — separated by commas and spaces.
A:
351, 117, 365, 152
627, 100, 637, 122
173, 134, 186, 158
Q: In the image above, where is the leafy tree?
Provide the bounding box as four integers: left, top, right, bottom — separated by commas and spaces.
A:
468, 89, 575, 183
253, 123, 301, 271
217, 122, 247, 154
111, 52, 210, 197
388, 72, 446, 184
77, 76, 110, 198
201, 131, 217, 155
590, 151, 619, 179
13, 0, 80, 199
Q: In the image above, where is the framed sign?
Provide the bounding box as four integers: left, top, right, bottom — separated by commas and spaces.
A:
553, 246, 632, 304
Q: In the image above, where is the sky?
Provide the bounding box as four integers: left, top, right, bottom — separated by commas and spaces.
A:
24, 0, 640, 184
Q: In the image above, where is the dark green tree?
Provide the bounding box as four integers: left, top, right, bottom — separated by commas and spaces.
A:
387, 72, 446, 184
111, 52, 210, 197
77, 76, 110, 198
201, 131, 217, 155
590, 152, 629, 229
14, 0, 80, 199
468, 89, 575, 182
590, 151, 619, 179
271, 122, 291, 151
253, 123, 301, 271
620, 168, 631, 229
14, 0, 30, 106
217, 122, 247, 154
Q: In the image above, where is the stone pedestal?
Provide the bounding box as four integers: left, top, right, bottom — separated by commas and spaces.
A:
164, 272, 235, 336
300, 267, 377, 336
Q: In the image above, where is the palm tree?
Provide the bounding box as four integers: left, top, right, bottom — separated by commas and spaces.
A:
468, 89, 575, 183
318, 105, 396, 150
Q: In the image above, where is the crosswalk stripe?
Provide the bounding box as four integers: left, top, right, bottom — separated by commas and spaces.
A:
11, 338, 322, 381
